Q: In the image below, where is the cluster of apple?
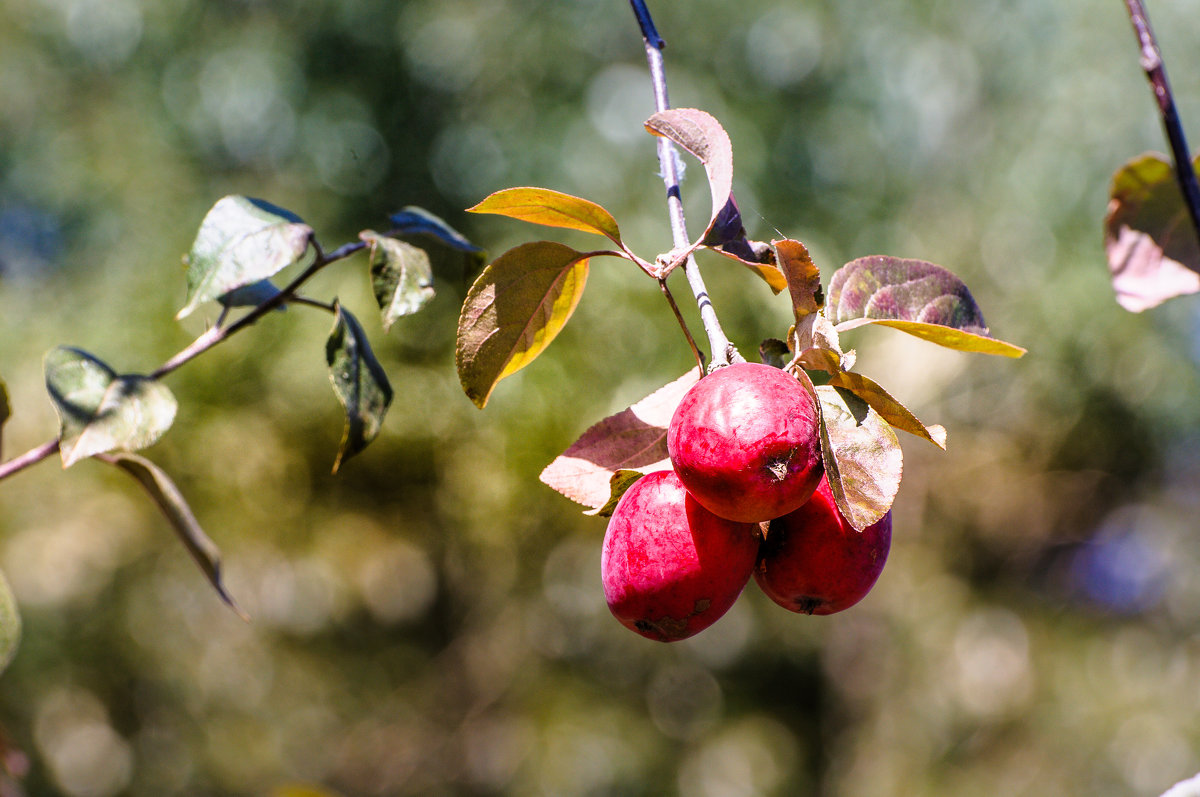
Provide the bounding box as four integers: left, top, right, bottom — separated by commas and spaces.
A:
601, 363, 892, 642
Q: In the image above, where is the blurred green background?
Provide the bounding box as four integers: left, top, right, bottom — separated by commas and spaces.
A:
2, 0, 1200, 794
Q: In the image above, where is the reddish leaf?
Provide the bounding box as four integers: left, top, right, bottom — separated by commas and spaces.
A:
828, 256, 1025, 357
539, 369, 702, 511
1104, 152, 1200, 311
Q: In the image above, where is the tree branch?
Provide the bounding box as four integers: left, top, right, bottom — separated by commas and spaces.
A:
630, 0, 741, 368
0, 438, 60, 481
1125, 0, 1200, 270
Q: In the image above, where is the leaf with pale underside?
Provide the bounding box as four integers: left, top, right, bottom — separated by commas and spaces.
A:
360, 229, 435, 330
45, 347, 178, 468
390, 206, 486, 285
327, 303, 393, 473
177, 196, 313, 319
815, 384, 903, 532
828, 256, 1025, 357
106, 452, 246, 619
540, 369, 702, 511
457, 241, 590, 408
827, 371, 946, 449
469, 187, 622, 246
1104, 152, 1200, 312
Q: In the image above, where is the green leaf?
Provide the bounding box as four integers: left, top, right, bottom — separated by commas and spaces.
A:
815, 384, 903, 532
584, 469, 649, 518
360, 229, 435, 330
326, 303, 394, 473
389, 206, 487, 285
827, 370, 947, 449
0, 567, 20, 677
45, 347, 178, 468
457, 241, 590, 408
469, 187, 622, 245
217, 279, 283, 309
177, 195, 313, 319
540, 369, 701, 510
106, 453, 246, 619
1104, 152, 1200, 311
828, 256, 1025, 357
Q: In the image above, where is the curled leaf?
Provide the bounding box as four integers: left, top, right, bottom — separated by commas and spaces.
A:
645, 108, 734, 244
469, 187, 622, 245
106, 452, 246, 619
360, 229, 435, 329
774, 239, 824, 321
457, 241, 590, 408
540, 369, 701, 511
44, 347, 177, 468
178, 196, 312, 319
327, 303, 394, 472
815, 384, 903, 531
1104, 152, 1200, 311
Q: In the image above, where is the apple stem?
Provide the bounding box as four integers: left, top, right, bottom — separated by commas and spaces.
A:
629, 0, 743, 369
1125, 0, 1200, 274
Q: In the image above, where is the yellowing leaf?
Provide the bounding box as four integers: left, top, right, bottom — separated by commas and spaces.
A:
469, 187, 622, 245
827, 371, 947, 449
774, 239, 823, 321
457, 241, 590, 408
834, 318, 1026, 357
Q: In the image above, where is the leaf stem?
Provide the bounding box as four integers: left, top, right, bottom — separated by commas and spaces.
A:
630, 0, 741, 368
659, 278, 706, 372
1125, 0, 1200, 270
0, 438, 60, 481
149, 239, 367, 379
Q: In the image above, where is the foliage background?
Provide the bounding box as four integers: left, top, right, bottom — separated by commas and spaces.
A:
2, 0, 1200, 794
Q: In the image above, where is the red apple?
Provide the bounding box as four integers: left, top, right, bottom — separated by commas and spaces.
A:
754, 476, 891, 615
602, 470, 759, 641
667, 362, 823, 523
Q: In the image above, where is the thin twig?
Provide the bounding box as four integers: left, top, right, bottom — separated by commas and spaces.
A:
1126, 0, 1200, 271
0, 438, 60, 481
659, 278, 705, 372
629, 0, 741, 368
